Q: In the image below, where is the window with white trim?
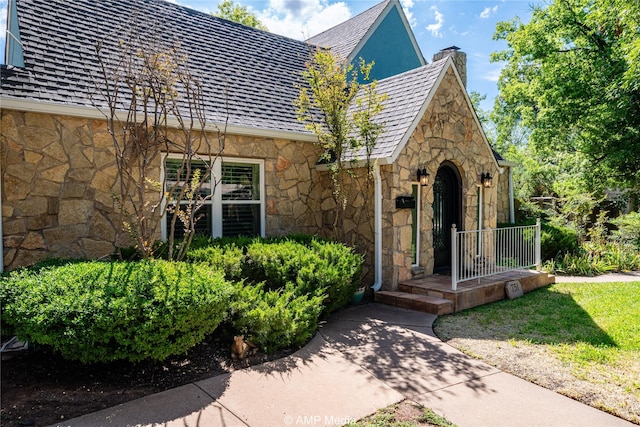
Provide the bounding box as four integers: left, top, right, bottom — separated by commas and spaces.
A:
162, 156, 265, 239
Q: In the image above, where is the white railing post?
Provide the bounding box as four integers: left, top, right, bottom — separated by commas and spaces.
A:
535, 218, 541, 271
451, 224, 458, 291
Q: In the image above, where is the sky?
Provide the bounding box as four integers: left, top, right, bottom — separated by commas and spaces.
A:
0, 0, 540, 111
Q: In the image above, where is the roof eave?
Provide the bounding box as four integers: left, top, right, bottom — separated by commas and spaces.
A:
0, 97, 319, 142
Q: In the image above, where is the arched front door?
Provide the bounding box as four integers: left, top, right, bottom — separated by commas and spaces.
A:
432, 162, 461, 272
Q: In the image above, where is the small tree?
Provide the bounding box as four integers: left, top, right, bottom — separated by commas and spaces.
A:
92, 21, 226, 260
213, 0, 268, 31
295, 49, 387, 236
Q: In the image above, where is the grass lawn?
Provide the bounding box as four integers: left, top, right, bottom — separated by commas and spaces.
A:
348, 400, 456, 427
434, 281, 640, 424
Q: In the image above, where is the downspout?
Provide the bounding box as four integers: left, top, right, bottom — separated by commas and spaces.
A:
370, 165, 383, 292
0, 141, 3, 272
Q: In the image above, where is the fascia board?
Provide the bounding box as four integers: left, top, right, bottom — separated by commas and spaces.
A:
0, 97, 319, 142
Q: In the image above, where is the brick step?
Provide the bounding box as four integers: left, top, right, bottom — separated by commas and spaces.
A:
374, 291, 453, 315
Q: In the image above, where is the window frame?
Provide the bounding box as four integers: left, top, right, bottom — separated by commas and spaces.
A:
161, 154, 265, 240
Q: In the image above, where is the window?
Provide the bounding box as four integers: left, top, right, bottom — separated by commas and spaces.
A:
221, 162, 261, 237
162, 156, 264, 239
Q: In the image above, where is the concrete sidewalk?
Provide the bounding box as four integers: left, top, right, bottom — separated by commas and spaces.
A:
555, 271, 640, 283
53, 304, 635, 427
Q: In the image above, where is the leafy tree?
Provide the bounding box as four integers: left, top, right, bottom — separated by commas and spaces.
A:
213, 0, 268, 31
294, 49, 387, 234
468, 91, 497, 144
492, 0, 640, 190
93, 21, 226, 260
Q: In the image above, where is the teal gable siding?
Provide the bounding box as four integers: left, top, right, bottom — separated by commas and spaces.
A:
354, 6, 422, 82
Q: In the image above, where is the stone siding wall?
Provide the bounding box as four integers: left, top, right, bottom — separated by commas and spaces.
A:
496, 167, 512, 224
381, 67, 499, 290
1, 110, 323, 270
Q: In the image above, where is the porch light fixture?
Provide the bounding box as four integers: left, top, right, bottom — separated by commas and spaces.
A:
417, 166, 429, 187
481, 172, 493, 188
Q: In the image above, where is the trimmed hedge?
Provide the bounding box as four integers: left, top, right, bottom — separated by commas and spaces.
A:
1, 235, 363, 361
0, 260, 232, 363
187, 236, 363, 352
229, 282, 324, 352
188, 236, 363, 315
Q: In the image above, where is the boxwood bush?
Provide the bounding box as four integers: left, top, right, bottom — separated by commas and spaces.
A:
228, 282, 324, 352
187, 235, 363, 351
189, 236, 363, 315
0, 260, 232, 363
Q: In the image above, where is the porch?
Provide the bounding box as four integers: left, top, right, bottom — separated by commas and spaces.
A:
375, 270, 555, 315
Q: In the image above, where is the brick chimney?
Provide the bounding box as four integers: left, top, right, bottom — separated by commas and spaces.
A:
433, 46, 467, 88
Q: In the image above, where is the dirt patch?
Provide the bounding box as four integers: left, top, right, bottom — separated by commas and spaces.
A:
0, 332, 296, 427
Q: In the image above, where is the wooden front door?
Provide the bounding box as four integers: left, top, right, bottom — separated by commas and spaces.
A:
432, 163, 461, 272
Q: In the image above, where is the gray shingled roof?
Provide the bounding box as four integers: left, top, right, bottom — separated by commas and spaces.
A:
306, 0, 390, 61
2, 0, 480, 165
1, 0, 315, 134
346, 58, 449, 161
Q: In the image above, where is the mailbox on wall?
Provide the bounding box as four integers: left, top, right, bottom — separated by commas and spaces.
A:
395, 196, 416, 209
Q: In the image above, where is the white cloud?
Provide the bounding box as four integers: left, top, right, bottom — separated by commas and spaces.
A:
1, 1, 8, 60
426, 6, 444, 38
483, 66, 503, 82
258, 0, 351, 40
479, 5, 498, 19
399, 0, 416, 27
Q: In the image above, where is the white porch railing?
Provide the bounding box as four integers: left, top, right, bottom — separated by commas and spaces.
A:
450, 219, 541, 290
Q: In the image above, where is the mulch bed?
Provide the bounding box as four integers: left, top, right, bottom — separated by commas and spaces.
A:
1, 332, 296, 427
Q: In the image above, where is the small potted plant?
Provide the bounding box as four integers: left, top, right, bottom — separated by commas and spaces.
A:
351, 286, 366, 305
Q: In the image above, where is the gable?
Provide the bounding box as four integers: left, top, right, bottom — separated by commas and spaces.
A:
345, 57, 498, 172
354, 4, 424, 82
306, 0, 390, 62
306, 0, 425, 82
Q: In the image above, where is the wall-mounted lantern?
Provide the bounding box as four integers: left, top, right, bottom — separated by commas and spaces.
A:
417, 166, 429, 187
481, 172, 493, 188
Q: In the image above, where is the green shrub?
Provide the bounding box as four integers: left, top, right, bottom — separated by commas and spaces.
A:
0, 260, 232, 363
243, 239, 362, 314
544, 241, 640, 275
541, 223, 579, 261
186, 244, 245, 280
611, 212, 640, 247
183, 234, 363, 352
229, 282, 324, 352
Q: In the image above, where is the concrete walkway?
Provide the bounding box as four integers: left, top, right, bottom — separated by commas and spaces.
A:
555, 271, 640, 283
53, 303, 635, 427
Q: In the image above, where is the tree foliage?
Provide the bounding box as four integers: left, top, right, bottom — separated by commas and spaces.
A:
93, 21, 225, 260
492, 0, 640, 189
213, 0, 268, 31
294, 49, 387, 233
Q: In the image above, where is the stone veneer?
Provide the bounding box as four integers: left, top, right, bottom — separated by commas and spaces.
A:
1, 68, 506, 288
1, 110, 324, 270
496, 167, 512, 224
379, 67, 498, 290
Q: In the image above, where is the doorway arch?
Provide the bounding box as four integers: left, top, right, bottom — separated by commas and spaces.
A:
432, 161, 462, 272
